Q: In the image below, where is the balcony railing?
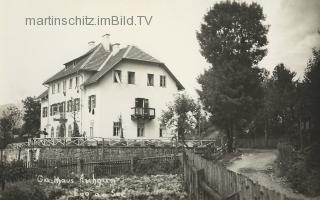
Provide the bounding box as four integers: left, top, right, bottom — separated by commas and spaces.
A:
131, 107, 155, 120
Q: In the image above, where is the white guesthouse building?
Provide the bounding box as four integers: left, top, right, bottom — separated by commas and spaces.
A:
38, 34, 184, 140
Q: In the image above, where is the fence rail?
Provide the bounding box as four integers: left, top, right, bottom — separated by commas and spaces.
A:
27, 137, 216, 148
183, 150, 304, 200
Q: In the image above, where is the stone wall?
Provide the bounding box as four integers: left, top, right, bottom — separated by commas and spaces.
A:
2, 146, 178, 162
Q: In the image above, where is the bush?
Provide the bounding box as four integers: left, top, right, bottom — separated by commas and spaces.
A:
277, 143, 320, 197
0, 182, 48, 200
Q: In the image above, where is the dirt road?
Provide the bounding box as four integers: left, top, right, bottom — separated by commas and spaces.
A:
227, 149, 317, 200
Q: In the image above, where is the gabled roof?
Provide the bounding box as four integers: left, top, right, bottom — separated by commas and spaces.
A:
43, 43, 184, 90
43, 43, 109, 84
83, 45, 184, 90
37, 89, 48, 100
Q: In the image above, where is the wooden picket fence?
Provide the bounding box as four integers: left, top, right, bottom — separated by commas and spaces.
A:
183, 150, 304, 200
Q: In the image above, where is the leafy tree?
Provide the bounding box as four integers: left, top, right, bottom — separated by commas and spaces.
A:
304, 47, 320, 141
196, 1, 268, 152
160, 93, 201, 145
265, 63, 297, 136
0, 106, 22, 149
22, 97, 41, 138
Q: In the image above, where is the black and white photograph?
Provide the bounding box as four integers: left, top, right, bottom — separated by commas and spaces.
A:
0, 0, 320, 199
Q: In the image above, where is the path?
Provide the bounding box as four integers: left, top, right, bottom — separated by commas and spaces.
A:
227, 149, 318, 200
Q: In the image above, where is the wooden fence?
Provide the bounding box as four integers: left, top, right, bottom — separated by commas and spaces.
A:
183, 150, 304, 200
237, 137, 281, 149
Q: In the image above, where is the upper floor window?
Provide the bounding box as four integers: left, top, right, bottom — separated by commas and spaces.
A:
114, 70, 122, 83
63, 80, 66, 91
52, 84, 56, 94
69, 78, 73, 89
88, 95, 96, 113
147, 74, 154, 86
75, 76, 79, 87
57, 82, 61, 93
67, 100, 73, 112
74, 98, 80, 111
42, 107, 48, 118
160, 75, 166, 87
128, 71, 135, 84
50, 104, 58, 116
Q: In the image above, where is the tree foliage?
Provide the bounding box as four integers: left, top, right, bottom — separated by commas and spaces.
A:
196, 1, 268, 152
197, 1, 268, 67
160, 93, 203, 143
0, 106, 22, 149
22, 97, 41, 138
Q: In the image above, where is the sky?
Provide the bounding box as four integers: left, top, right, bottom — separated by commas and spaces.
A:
0, 0, 319, 105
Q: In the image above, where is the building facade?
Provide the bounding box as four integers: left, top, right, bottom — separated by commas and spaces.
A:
38, 34, 184, 139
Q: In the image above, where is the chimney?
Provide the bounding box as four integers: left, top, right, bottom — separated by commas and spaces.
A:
88, 41, 95, 49
112, 43, 120, 55
102, 33, 111, 51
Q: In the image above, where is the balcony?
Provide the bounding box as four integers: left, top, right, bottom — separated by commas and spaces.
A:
131, 107, 155, 120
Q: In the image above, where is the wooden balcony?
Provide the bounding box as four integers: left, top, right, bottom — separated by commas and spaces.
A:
131, 107, 155, 120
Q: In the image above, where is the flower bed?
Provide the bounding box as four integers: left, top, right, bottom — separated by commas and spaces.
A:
40, 174, 187, 200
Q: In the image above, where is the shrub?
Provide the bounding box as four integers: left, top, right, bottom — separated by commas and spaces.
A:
0, 182, 47, 200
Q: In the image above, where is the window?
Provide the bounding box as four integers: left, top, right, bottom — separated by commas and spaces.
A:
113, 70, 122, 83
128, 71, 135, 84
160, 125, 166, 137
74, 98, 80, 111
137, 122, 144, 137
57, 82, 61, 93
56, 125, 60, 138
113, 122, 121, 136
88, 95, 96, 113
67, 100, 73, 112
75, 76, 79, 87
147, 74, 154, 86
160, 75, 166, 87
63, 80, 66, 91
51, 127, 54, 138
58, 102, 65, 113
69, 78, 73, 89
68, 125, 72, 137
42, 107, 48, 118
52, 84, 56, 94
51, 104, 58, 115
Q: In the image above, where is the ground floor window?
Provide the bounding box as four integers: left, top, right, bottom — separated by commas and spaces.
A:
137, 122, 144, 137
160, 125, 166, 137
89, 127, 93, 137
113, 122, 121, 136
68, 124, 72, 137
51, 127, 54, 138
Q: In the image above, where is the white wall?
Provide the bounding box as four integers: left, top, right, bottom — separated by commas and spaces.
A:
84, 60, 180, 139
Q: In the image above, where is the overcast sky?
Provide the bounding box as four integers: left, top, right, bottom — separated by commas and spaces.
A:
0, 0, 319, 105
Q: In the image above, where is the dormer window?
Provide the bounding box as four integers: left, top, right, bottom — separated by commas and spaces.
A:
114, 70, 122, 83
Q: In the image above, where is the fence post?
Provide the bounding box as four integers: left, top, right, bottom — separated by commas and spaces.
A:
196, 169, 205, 200
77, 158, 83, 175
102, 138, 105, 160
130, 157, 135, 174
96, 141, 99, 160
